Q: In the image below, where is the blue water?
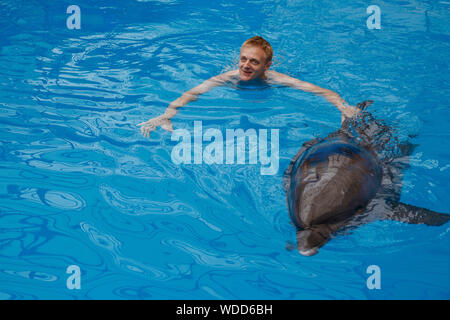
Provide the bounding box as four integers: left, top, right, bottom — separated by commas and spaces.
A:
0, 0, 449, 300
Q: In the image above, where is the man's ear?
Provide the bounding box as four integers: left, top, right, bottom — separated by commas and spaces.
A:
265, 60, 272, 70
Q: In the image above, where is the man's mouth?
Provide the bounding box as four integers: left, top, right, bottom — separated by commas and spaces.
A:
241, 69, 253, 77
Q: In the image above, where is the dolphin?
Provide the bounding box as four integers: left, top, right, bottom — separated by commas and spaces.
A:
283, 100, 450, 256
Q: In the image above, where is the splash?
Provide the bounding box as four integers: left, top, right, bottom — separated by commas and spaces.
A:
342, 110, 403, 163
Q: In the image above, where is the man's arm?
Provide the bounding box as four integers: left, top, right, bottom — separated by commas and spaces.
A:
137, 70, 238, 137
267, 70, 360, 122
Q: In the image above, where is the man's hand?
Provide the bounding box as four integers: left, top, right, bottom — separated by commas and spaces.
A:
341, 105, 361, 118
340, 105, 361, 124
136, 115, 174, 138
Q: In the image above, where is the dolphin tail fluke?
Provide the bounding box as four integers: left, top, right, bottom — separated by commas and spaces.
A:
386, 202, 450, 226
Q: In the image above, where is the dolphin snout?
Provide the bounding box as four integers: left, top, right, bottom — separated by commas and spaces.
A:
296, 228, 328, 256
298, 247, 319, 256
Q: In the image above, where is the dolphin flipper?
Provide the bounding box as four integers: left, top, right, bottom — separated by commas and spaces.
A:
385, 202, 450, 226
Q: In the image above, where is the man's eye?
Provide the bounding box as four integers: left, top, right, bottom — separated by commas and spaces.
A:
240, 57, 246, 61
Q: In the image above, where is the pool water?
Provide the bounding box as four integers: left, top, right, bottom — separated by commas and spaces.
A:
0, 0, 449, 299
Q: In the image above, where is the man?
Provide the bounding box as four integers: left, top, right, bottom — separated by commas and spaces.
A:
137, 36, 360, 137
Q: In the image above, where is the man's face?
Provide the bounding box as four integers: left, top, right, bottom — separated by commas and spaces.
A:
239, 45, 271, 81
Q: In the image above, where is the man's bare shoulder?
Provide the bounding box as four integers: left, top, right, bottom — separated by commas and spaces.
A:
216, 69, 239, 80
266, 70, 296, 83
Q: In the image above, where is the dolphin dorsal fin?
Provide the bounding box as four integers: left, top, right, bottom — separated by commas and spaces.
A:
356, 100, 374, 110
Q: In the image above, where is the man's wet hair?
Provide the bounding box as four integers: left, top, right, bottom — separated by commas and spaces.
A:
242, 36, 273, 63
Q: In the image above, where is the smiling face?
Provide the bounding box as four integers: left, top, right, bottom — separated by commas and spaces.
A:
238, 45, 272, 81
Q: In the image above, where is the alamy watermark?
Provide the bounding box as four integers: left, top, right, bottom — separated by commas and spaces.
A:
366, 265, 381, 290
170, 121, 279, 175
66, 265, 81, 290
366, 5, 381, 29
66, 5, 81, 30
